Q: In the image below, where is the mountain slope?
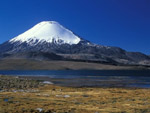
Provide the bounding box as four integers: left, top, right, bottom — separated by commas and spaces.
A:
0, 21, 150, 66
0, 51, 63, 61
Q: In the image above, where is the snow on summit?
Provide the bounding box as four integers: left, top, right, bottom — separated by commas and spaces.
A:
10, 21, 81, 45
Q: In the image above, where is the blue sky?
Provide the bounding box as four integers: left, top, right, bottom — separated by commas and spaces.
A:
0, 0, 150, 54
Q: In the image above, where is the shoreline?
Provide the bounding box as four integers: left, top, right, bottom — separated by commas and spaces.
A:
1, 75, 150, 89
20, 75, 150, 89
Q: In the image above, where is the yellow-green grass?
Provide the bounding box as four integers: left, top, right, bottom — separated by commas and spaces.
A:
0, 85, 150, 113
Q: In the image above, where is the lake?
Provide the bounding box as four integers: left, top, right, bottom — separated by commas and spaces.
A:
0, 70, 150, 88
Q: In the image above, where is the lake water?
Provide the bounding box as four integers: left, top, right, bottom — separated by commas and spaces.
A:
0, 70, 150, 88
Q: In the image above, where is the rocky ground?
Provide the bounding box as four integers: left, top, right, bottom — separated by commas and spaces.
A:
0, 75, 150, 113
0, 75, 44, 91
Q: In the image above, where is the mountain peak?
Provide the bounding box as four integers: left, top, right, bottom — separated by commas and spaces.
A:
9, 21, 81, 45
38, 21, 59, 24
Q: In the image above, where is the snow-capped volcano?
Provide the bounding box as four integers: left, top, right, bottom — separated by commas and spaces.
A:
10, 21, 81, 45
0, 21, 150, 66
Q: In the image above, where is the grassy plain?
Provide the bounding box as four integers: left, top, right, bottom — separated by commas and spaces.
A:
0, 76, 150, 113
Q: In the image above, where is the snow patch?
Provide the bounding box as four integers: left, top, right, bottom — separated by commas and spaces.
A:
43, 81, 53, 84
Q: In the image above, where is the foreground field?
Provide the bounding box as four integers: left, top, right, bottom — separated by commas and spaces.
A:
0, 76, 150, 113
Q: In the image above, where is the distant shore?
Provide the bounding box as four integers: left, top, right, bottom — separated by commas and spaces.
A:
0, 59, 150, 70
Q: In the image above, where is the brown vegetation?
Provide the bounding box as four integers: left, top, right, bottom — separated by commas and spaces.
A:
0, 76, 150, 113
